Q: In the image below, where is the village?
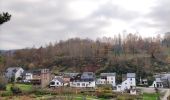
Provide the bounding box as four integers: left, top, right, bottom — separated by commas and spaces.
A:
2, 67, 170, 99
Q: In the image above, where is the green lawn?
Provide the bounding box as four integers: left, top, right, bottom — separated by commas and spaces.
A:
6, 83, 33, 92
143, 93, 160, 100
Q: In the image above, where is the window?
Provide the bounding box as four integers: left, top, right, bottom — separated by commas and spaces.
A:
50, 82, 55, 85
82, 83, 85, 86
111, 78, 113, 80
56, 82, 59, 85
77, 83, 80, 86
130, 78, 132, 81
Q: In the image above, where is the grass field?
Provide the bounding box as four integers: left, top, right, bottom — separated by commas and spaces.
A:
6, 83, 33, 92
143, 93, 160, 100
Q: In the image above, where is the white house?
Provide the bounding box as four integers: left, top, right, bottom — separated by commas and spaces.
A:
116, 73, 136, 92
24, 71, 33, 80
23, 70, 33, 82
150, 75, 163, 88
70, 72, 95, 88
96, 73, 116, 87
5, 67, 24, 81
25, 72, 33, 80
50, 77, 64, 87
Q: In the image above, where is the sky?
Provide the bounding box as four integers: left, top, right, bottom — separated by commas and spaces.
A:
0, 0, 170, 50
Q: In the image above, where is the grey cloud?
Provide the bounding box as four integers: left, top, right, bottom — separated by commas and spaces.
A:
91, 2, 140, 21
1, 0, 168, 50
149, 0, 170, 33
0, 0, 110, 49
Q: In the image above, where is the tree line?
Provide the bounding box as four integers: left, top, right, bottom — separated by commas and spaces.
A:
1, 33, 170, 73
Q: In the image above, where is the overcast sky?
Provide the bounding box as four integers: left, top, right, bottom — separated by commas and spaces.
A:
0, 0, 170, 50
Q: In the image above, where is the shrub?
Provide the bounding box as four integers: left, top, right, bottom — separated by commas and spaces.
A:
0, 83, 6, 90
1, 91, 12, 97
97, 84, 113, 93
33, 89, 51, 95
96, 92, 115, 99
16, 77, 22, 82
10, 86, 22, 94
0, 76, 7, 90
10, 76, 15, 83
98, 93, 114, 99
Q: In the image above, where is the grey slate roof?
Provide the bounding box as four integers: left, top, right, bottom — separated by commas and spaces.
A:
156, 78, 162, 82
53, 77, 64, 83
6, 67, 23, 73
81, 72, 94, 79
100, 73, 116, 76
161, 74, 170, 79
64, 73, 79, 77
22, 70, 34, 75
7, 67, 21, 71
127, 73, 136, 78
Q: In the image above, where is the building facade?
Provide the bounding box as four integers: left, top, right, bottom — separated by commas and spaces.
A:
5, 67, 24, 82
116, 73, 136, 92
96, 73, 116, 87
70, 72, 95, 88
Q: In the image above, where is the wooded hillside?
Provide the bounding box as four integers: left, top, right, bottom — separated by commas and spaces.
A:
1, 33, 170, 82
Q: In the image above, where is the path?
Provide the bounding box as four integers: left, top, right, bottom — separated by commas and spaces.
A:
162, 89, 170, 100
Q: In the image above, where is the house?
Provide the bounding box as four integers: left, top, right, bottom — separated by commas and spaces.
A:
62, 72, 79, 83
139, 78, 148, 86
5, 67, 24, 82
96, 73, 116, 87
50, 77, 64, 87
149, 73, 170, 88
150, 75, 163, 88
23, 70, 33, 82
160, 73, 170, 88
30, 69, 51, 88
116, 73, 136, 92
70, 72, 95, 88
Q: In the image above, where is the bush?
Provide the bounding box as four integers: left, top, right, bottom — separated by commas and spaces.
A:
33, 89, 52, 95
97, 84, 113, 93
10, 86, 22, 94
1, 91, 12, 97
80, 91, 95, 96
96, 92, 115, 99
32, 89, 58, 96
97, 93, 114, 99
0, 83, 6, 90
0, 76, 7, 90
16, 77, 22, 81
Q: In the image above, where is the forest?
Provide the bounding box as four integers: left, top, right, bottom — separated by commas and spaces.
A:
1, 32, 170, 83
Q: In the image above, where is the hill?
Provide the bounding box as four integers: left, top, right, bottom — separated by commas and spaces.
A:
1, 33, 170, 84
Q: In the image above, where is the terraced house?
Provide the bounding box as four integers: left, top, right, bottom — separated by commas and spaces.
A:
70, 72, 95, 88
96, 73, 116, 87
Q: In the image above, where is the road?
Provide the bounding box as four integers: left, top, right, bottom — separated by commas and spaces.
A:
137, 87, 170, 100
162, 89, 170, 100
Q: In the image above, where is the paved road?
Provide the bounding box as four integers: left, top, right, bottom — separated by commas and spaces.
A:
137, 87, 157, 93
162, 89, 170, 100
137, 87, 170, 100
